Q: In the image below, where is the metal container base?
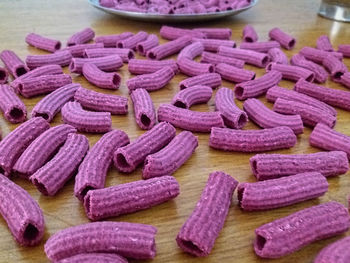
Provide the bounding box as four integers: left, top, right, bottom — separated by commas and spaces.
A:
319, 2, 350, 22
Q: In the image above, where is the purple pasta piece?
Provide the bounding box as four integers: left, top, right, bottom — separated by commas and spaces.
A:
99, 0, 115, 7
30, 133, 88, 196
114, 3, 146, 12
215, 63, 255, 83
217, 46, 269, 68
172, 85, 212, 109
44, 222, 157, 261
314, 236, 350, 263
316, 35, 334, 51
310, 123, 350, 159
147, 35, 192, 60
67, 28, 95, 46
26, 50, 72, 69
74, 130, 129, 201
179, 73, 221, 89
273, 98, 336, 128
13, 124, 76, 179
69, 55, 123, 74
113, 122, 176, 173
338, 44, 350, 57
31, 83, 80, 122
234, 70, 282, 100
143, 131, 198, 179
192, 38, 236, 52
0, 117, 49, 177
84, 48, 135, 62
294, 78, 350, 111
210, 126, 297, 152
84, 176, 179, 220
65, 43, 104, 57
176, 171, 238, 257
242, 25, 258, 42
127, 66, 175, 92
215, 87, 247, 129
136, 34, 159, 56
340, 72, 350, 89
131, 88, 156, 130
243, 98, 303, 134
95, 32, 134, 47
0, 50, 29, 78
158, 104, 224, 132
0, 174, 44, 246
159, 25, 206, 40
178, 42, 204, 60
290, 54, 328, 83
56, 253, 128, 263
322, 53, 348, 81
268, 27, 296, 50
82, 63, 120, 90
250, 151, 349, 181
193, 27, 232, 39
254, 202, 350, 258
61, 101, 111, 133
299, 47, 343, 64
25, 33, 61, 53
201, 51, 245, 68
0, 67, 8, 84
267, 48, 288, 64
266, 62, 315, 82
128, 59, 178, 75
16, 74, 72, 98
266, 85, 337, 117
117, 31, 148, 50
178, 57, 214, 76
240, 41, 280, 53
238, 172, 328, 211
0, 85, 26, 123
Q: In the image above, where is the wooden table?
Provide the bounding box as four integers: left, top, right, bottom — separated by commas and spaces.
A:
0, 0, 350, 262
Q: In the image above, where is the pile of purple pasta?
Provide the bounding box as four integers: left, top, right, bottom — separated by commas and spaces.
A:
0, 24, 350, 262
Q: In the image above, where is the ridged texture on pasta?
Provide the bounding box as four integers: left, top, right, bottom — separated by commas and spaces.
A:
176, 171, 238, 257
143, 131, 198, 179
44, 222, 157, 261
160, 26, 205, 40
314, 236, 350, 263
30, 133, 88, 196
254, 202, 350, 258
178, 42, 204, 60
82, 63, 120, 90
55, 253, 128, 263
84, 176, 179, 220
128, 59, 178, 74
84, 48, 134, 62
13, 124, 76, 179
95, 32, 133, 47
147, 35, 192, 60
67, 28, 95, 46
267, 48, 288, 64
338, 44, 350, 57
209, 126, 297, 152
290, 54, 328, 83
179, 73, 221, 89
131, 88, 156, 130
215, 63, 255, 83
192, 38, 235, 52
243, 98, 304, 134
268, 27, 296, 50
31, 83, 80, 122
235, 70, 282, 100
242, 25, 258, 42
61, 101, 111, 133
158, 104, 224, 132
310, 123, 350, 159
240, 41, 280, 53
74, 130, 129, 201
0, 84, 26, 123
26, 50, 73, 69
69, 55, 123, 74
178, 57, 214, 77
113, 122, 176, 173
0, 50, 29, 78
316, 35, 334, 51
294, 78, 350, 111
65, 43, 103, 57
116, 31, 148, 49
25, 33, 61, 53
340, 72, 350, 89
250, 151, 349, 180
266, 62, 314, 82
218, 46, 269, 68
238, 172, 328, 211
0, 117, 49, 177
201, 51, 245, 68
0, 174, 44, 246
136, 34, 159, 56
322, 53, 348, 80
0, 67, 8, 84
172, 85, 212, 109
299, 47, 343, 64
194, 27, 232, 39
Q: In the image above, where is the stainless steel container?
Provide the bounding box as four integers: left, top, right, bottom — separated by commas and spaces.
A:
319, 0, 350, 22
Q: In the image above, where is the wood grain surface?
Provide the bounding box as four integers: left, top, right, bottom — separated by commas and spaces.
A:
0, 0, 350, 262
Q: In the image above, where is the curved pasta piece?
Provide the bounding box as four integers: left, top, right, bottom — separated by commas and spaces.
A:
74, 130, 129, 201
113, 122, 176, 173
116, 31, 148, 49
268, 27, 296, 50
338, 44, 350, 57
209, 126, 297, 152
158, 104, 224, 132
84, 48, 134, 62
322, 53, 347, 80
194, 27, 231, 39
234, 70, 282, 100
215, 87, 247, 129
254, 202, 350, 258
143, 131, 198, 179
267, 48, 288, 64
25, 33, 61, 53
0, 117, 49, 177
240, 41, 280, 53
176, 171, 238, 257
340, 72, 350, 89
13, 124, 77, 179
266, 62, 314, 82
238, 172, 328, 211
30, 133, 88, 196
172, 85, 212, 109
25, 50, 73, 69
0, 67, 8, 84
127, 66, 175, 92
131, 88, 156, 130
0, 84, 26, 123
310, 123, 350, 159
290, 54, 328, 83
215, 63, 255, 83
200, 51, 245, 68
0, 174, 44, 246
314, 236, 350, 263
61, 101, 112, 133
0, 50, 29, 78
69, 55, 123, 74
56, 253, 127, 263
67, 28, 95, 46
179, 73, 221, 89
250, 151, 349, 181
160, 25, 205, 40
299, 47, 343, 64
84, 176, 179, 220
82, 63, 120, 90
31, 83, 80, 122
192, 38, 235, 52
147, 35, 192, 60
178, 42, 204, 60
95, 32, 133, 47
243, 98, 304, 134
128, 59, 178, 75
242, 25, 258, 42
294, 78, 350, 111
178, 57, 214, 76
66, 43, 104, 57
44, 222, 157, 261
136, 34, 159, 56
316, 35, 333, 51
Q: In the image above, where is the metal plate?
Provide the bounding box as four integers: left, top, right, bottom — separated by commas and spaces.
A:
88, 0, 258, 22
